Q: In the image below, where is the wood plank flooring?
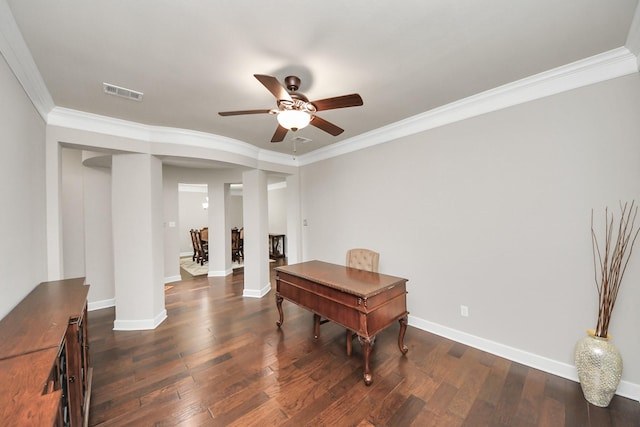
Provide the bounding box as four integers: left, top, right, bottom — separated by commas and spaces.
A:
88, 264, 640, 426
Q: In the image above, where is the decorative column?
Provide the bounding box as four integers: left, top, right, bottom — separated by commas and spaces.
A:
207, 182, 231, 276
242, 169, 270, 297
111, 153, 166, 330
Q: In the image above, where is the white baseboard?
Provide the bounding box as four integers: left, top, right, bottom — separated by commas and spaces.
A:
243, 283, 271, 298
208, 269, 231, 277
408, 315, 639, 402
88, 298, 115, 311
113, 309, 167, 331
164, 275, 182, 284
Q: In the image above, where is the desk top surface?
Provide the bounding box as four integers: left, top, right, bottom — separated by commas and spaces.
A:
275, 260, 407, 298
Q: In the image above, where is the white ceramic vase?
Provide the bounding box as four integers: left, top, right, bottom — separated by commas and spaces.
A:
574, 329, 623, 407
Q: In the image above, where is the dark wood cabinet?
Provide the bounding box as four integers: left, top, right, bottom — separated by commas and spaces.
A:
63, 300, 91, 426
0, 278, 92, 426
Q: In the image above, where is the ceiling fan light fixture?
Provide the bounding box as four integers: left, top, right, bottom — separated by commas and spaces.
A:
277, 109, 311, 131
219, 74, 362, 141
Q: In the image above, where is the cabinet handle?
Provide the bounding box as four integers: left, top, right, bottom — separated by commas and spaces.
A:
69, 376, 76, 383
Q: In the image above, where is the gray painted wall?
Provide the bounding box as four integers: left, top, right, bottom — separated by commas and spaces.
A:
300, 73, 640, 390
0, 55, 47, 319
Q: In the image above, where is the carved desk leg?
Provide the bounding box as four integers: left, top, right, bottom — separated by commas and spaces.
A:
313, 314, 321, 339
398, 316, 409, 354
358, 336, 376, 386
276, 293, 284, 327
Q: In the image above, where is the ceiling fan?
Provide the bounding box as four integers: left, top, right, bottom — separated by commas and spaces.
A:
219, 74, 363, 142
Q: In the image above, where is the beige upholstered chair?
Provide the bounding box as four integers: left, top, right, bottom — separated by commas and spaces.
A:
346, 248, 379, 273
344, 248, 380, 355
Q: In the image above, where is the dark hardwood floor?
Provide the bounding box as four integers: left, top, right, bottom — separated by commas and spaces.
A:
88, 262, 639, 426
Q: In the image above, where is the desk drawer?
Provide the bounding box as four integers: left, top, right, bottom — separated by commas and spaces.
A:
277, 275, 361, 331
277, 272, 361, 309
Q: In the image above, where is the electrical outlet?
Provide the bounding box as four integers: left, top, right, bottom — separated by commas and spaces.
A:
460, 305, 469, 317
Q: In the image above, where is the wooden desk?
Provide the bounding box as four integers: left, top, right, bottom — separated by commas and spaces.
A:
275, 260, 408, 385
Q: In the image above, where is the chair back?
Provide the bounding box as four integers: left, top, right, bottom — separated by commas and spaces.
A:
190, 229, 208, 265
190, 229, 198, 250
195, 231, 204, 252
346, 248, 379, 272
231, 228, 242, 262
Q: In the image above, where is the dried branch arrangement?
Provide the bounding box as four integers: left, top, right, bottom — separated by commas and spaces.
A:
591, 200, 640, 338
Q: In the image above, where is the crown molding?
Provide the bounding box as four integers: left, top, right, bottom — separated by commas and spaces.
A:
48, 107, 152, 142
49, 107, 258, 157
298, 47, 639, 166
42, 47, 640, 169
256, 148, 300, 167
626, 2, 640, 66
48, 107, 301, 168
2, 0, 637, 169
0, 0, 54, 120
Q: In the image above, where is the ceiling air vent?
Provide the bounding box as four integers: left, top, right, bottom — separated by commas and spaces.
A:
103, 83, 143, 102
291, 136, 312, 144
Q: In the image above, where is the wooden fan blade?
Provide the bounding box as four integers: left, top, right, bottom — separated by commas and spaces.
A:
310, 115, 344, 136
218, 109, 271, 116
311, 94, 363, 111
254, 74, 292, 102
271, 125, 288, 142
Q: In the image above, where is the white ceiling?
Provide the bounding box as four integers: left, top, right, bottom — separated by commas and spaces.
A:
6, 0, 640, 156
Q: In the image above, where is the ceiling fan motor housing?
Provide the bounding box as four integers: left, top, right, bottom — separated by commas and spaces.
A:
284, 75, 301, 91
